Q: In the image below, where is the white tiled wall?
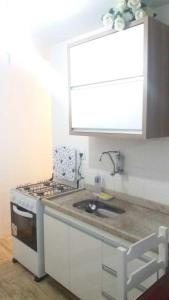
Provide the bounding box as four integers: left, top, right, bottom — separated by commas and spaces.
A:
51, 4, 169, 206
88, 137, 169, 204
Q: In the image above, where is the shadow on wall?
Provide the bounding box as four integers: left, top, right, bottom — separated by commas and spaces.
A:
89, 136, 169, 183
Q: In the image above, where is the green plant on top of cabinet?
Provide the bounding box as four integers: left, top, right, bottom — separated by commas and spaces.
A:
68, 17, 169, 139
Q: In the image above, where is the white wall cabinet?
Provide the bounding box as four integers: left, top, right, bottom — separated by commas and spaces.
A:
68, 17, 169, 138
69, 23, 144, 136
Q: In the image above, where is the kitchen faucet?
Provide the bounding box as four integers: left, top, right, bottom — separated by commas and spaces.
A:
99, 151, 123, 176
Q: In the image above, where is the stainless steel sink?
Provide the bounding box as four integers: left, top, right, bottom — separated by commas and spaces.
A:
73, 199, 125, 218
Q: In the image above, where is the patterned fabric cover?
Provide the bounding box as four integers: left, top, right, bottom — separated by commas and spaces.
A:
54, 146, 77, 182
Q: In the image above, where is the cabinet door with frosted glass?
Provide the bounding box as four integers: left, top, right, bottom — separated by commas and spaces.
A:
69, 23, 144, 136
70, 24, 144, 86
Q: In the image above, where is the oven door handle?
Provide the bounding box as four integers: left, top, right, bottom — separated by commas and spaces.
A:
13, 205, 33, 219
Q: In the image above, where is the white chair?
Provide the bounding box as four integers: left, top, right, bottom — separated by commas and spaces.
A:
116, 226, 168, 300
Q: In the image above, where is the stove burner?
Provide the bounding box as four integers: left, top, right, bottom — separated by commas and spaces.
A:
36, 191, 45, 196
17, 180, 77, 199
24, 186, 30, 191
43, 181, 50, 187
55, 184, 64, 191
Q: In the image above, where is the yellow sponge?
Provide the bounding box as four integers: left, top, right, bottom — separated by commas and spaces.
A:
98, 192, 114, 201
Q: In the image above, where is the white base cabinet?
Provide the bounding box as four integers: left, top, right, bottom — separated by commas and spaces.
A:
44, 208, 156, 300
44, 210, 102, 300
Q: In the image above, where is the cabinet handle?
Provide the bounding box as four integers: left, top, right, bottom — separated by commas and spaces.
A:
102, 291, 117, 300
102, 264, 117, 277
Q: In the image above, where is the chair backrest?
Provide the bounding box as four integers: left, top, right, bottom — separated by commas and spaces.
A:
116, 226, 168, 300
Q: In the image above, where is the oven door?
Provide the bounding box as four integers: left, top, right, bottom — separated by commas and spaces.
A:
10, 203, 37, 251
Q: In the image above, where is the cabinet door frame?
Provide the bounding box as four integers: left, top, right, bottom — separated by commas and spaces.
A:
44, 213, 70, 289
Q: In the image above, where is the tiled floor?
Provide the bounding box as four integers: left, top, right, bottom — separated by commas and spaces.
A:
0, 235, 78, 300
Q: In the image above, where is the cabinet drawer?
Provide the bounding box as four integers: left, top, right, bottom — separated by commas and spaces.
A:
102, 243, 157, 299
102, 268, 118, 300
102, 243, 123, 271
102, 268, 142, 300
128, 256, 157, 289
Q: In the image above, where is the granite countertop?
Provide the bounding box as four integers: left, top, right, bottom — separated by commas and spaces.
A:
42, 189, 169, 243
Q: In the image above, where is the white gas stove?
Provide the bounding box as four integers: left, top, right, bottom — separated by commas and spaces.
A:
10, 179, 79, 281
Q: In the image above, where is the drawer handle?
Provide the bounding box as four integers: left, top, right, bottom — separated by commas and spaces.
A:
102, 291, 116, 300
102, 265, 147, 293
102, 264, 117, 277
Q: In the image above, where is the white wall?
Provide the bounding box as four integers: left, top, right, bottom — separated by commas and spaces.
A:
155, 3, 169, 25
51, 5, 169, 206
0, 61, 52, 237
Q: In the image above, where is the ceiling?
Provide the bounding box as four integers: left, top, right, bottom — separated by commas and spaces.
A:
32, 0, 169, 47
145, 0, 169, 6
1, 0, 168, 48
